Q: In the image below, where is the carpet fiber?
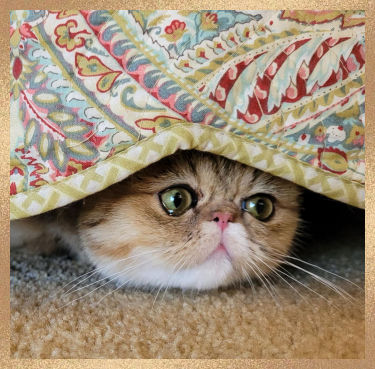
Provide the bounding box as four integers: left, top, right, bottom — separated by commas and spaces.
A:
10, 194, 365, 358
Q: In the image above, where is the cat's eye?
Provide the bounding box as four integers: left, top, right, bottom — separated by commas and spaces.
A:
158, 186, 197, 216
242, 194, 274, 221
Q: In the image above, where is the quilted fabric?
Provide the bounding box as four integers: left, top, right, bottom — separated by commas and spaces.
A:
10, 10, 365, 219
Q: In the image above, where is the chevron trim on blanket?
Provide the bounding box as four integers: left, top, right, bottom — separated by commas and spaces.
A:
10, 123, 364, 219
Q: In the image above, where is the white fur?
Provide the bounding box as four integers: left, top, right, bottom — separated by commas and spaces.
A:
86, 222, 266, 290
90, 248, 233, 290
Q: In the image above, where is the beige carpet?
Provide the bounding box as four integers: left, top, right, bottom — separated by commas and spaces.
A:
10, 193, 365, 358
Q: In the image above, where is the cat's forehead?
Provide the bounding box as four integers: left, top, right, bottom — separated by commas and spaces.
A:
137, 151, 257, 195
192, 157, 255, 194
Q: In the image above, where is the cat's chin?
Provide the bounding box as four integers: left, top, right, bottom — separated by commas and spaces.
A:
92, 248, 236, 290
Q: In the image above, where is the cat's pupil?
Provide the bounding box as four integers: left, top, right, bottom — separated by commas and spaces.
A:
256, 199, 265, 214
173, 192, 182, 208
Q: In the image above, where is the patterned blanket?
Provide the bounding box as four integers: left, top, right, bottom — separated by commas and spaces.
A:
10, 10, 365, 219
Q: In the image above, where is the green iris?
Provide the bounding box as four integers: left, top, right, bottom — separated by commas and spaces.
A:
242, 195, 274, 221
159, 186, 197, 216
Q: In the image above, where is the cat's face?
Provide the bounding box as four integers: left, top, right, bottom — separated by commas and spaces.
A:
78, 151, 301, 290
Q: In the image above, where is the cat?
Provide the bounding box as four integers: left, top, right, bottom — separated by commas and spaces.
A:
10, 150, 301, 290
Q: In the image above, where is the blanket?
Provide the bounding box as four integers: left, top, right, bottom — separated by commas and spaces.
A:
10, 10, 365, 219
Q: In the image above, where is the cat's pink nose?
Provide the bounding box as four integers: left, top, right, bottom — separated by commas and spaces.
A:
212, 212, 232, 231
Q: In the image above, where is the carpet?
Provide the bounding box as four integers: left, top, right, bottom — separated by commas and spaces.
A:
10, 192, 365, 358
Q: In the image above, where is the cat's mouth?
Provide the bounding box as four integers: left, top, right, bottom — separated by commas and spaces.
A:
207, 243, 232, 261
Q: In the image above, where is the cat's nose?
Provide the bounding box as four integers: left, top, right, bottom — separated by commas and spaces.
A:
212, 212, 233, 231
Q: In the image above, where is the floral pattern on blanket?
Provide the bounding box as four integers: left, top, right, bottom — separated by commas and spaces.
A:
10, 10, 365, 218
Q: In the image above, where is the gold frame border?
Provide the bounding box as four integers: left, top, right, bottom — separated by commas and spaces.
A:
2, 1, 373, 367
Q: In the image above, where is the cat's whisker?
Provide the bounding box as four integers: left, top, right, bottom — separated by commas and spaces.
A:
50, 267, 100, 299
261, 250, 356, 303
63, 269, 126, 297
241, 265, 280, 306
240, 265, 256, 296
274, 266, 332, 304
94, 280, 130, 306
143, 248, 186, 299
94, 268, 152, 306
61, 247, 178, 307
152, 275, 174, 308
248, 255, 285, 303
254, 250, 331, 304
242, 269, 256, 295
149, 237, 200, 304
94, 247, 177, 305
243, 259, 280, 306
248, 240, 358, 303
60, 248, 165, 297
45, 259, 136, 307
57, 257, 158, 310
39, 264, 123, 312
160, 257, 189, 304
250, 252, 308, 303
251, 259, 279, 298
93, 259, 165, 305
269, 268, 308, 303
152, 253, 190, 308
282, 261, 356, 303
269, 249, 362, 290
